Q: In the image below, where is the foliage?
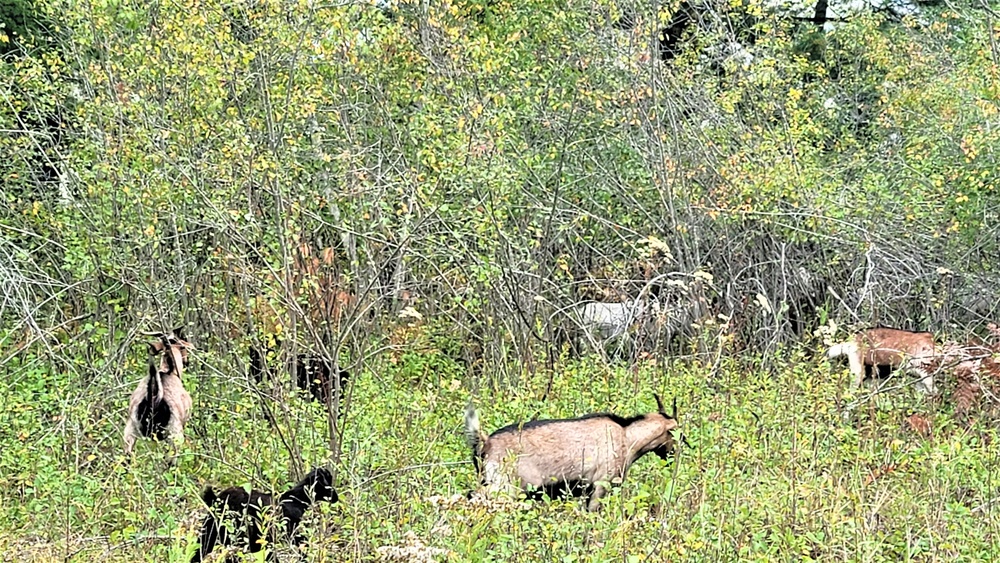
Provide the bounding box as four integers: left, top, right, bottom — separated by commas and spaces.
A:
3, 0, 1000, 559
2, 338, 1000, 561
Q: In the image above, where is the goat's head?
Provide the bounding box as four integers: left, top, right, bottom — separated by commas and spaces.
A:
650, 394, 680, 460
145, 327, 193, 374
302, 467, 338, 503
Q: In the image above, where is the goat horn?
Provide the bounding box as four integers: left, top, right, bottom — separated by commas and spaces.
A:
141, 331, 165, 337
672, 396, 678, 419
654, 393, 665, 413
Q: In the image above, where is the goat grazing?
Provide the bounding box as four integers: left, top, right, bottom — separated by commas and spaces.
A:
190, 467, 337, 563
565, 297, 648, 358
567, 274, 711, 356
123, 328, 193, 455
827, 327, 937, 394
464, 396, 679, 511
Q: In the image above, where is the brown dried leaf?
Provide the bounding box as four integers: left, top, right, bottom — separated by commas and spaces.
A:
905, 413, 932, 438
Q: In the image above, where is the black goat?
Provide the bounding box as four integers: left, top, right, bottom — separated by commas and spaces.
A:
190, 467, 337, 562
249, 346, 350, 404
295, 355, 351, 405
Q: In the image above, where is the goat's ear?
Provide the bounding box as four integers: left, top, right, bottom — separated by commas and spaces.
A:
148, 341, 165, 355
654, 394, 665, 413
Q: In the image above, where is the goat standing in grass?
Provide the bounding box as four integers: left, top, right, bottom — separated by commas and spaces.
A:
827, 327, 937, 394
123, 328, 193, 455
464, 396, 679, 511
190, 467, 337, 563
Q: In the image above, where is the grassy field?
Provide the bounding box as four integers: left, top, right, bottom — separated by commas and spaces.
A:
1, 341, 998, 562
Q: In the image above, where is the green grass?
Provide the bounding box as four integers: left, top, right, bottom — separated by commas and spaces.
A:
1, 344, 998, 562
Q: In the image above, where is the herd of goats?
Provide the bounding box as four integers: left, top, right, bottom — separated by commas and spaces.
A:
124, 323, 1000, 561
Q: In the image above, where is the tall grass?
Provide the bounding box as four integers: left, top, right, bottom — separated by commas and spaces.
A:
1, 344, 998, 561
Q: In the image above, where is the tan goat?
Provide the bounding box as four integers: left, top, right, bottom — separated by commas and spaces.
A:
464, 396, 678, 511
827, 327, 936, 393
123, 329, 193, 455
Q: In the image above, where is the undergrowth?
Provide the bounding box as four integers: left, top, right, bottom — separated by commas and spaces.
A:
1, 344, 998, 562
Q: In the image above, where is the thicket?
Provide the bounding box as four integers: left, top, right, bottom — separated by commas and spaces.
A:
2, 0, 1000, 560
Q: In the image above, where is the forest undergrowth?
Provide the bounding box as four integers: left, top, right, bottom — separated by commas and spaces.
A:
1, 341, 997, 562
3, 0, 1000, 560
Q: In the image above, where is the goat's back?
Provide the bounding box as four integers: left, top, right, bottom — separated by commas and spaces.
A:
483, 416, 629, 487
859, 328, 935, 364
204, 485, 275, 517
575, 302, 641, 339
126, 372, 190, 438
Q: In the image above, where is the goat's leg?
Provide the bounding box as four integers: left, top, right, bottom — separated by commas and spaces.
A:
166, 415, 186, 448
918, 372, 937, 395
852, 364, 868, 389
908, 361, 937, 395
850, 365, 865, 389
165, 415, 186, 465
586, 485, 608, 512
123, 419, 137, 456
190, 517, 219, 563
481, 461, 505, 491
845, 346, 865, 388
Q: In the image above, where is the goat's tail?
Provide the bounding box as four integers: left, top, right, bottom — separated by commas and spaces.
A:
464, 403, 487, 476
464, 403, 489, 453
146, 354, 164, 406
200, 486, 217, 507
464, 403, 485, 449
826, 341, 858, 360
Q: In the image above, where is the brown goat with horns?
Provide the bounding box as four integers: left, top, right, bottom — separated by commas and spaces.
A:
123, 328, 193, 455
464, 396, 679, 511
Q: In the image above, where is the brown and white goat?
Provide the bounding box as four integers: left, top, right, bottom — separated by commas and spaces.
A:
827, 327, 937, 394
123, 328, 193, 455
464, 396, 679, 511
